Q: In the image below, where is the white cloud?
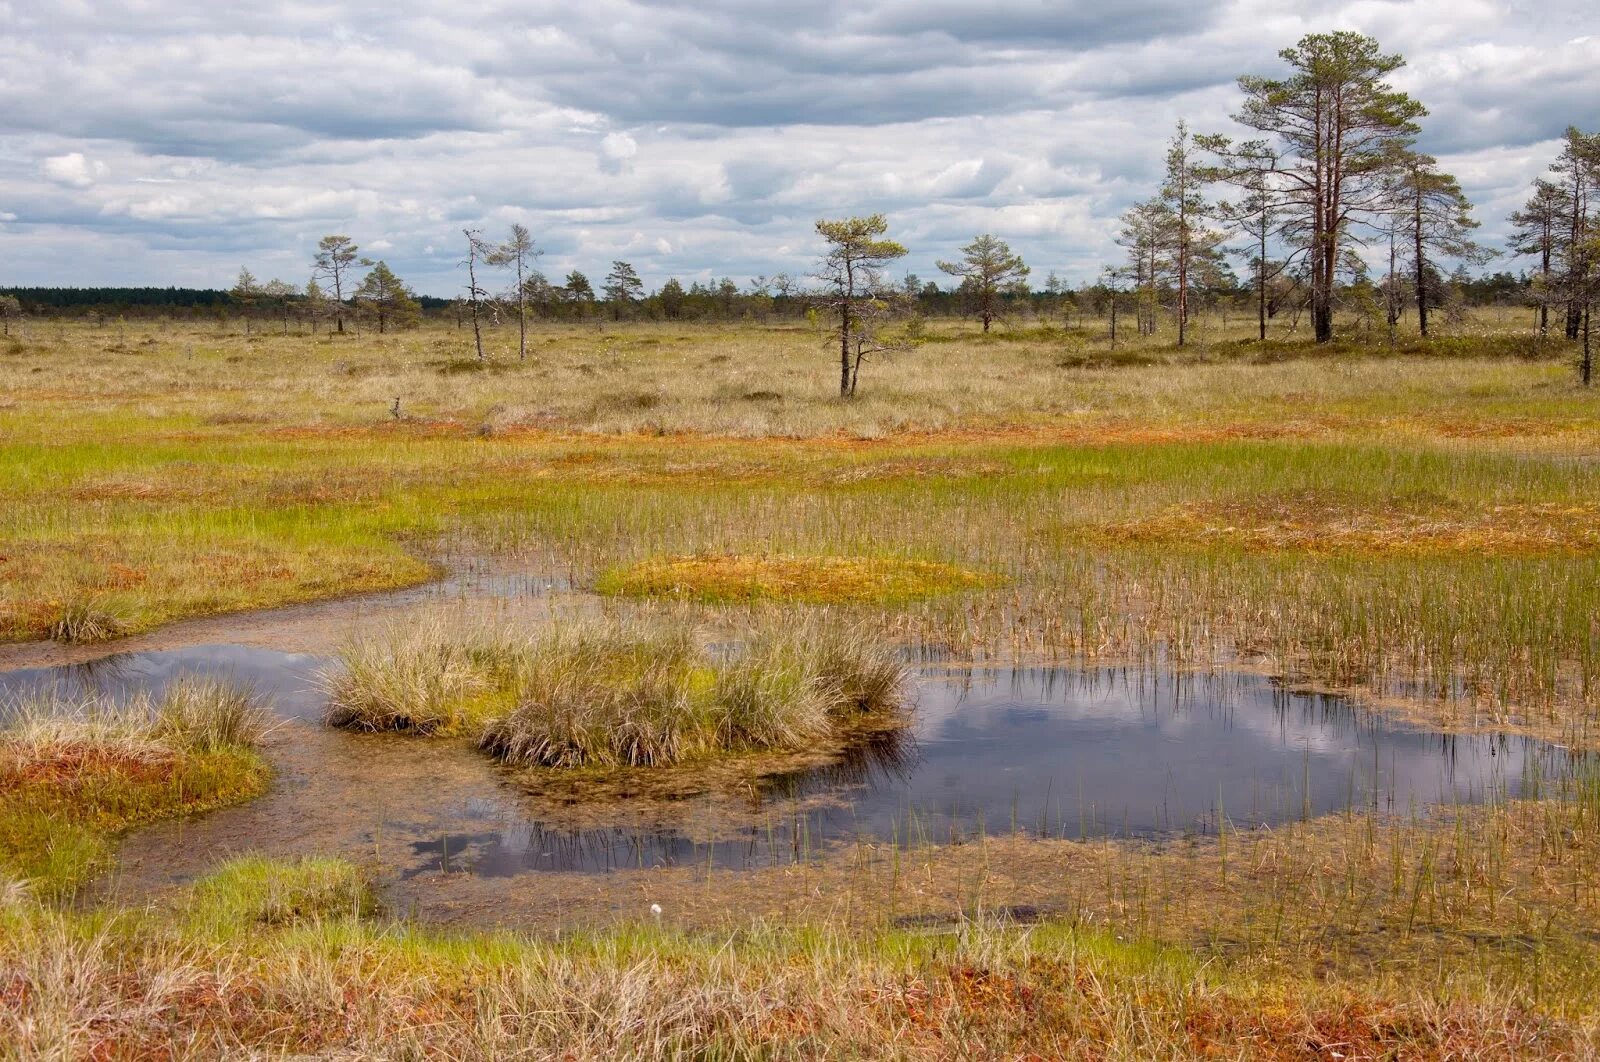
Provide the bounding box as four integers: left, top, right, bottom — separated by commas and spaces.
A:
41, 152, 104, 188
601, 132, 638, 161
0, 0, 1594, 292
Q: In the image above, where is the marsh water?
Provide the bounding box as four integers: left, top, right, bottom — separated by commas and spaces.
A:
0, 642, 1568, 897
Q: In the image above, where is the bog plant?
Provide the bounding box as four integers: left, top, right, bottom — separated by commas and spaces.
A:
324, 614, 911, 768
0, 677, 272, 893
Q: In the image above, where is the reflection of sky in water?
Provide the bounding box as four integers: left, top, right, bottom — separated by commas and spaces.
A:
0, 644, 327, 721
1, 646, 1575, 879
872, 667, 1530, 840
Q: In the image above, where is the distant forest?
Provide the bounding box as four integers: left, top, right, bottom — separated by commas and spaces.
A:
0, 272, 1537, 322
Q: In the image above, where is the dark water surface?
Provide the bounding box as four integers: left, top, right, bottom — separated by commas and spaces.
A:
0, 644, 1571, 884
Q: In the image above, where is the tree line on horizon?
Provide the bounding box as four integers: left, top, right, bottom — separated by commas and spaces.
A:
4, 33, 1595, 389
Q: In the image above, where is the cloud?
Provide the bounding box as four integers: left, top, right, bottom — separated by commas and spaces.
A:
41, 153, 104, 188
0, 0, 1595, 293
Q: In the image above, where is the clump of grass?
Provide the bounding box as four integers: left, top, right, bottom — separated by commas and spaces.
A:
325, 613, 909, 768
150, 676, 273, 751
321, 614, 520, 734
595, 553, 993, 605
799, 621, 909, 714
0, 680, 272, 894
481, 616, 910, 768
47, 599, 128, 643
731, 616, 909, 719
478, 619, 745, 768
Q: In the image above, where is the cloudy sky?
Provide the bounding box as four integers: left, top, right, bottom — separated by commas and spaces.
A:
1, 0, 1595, 296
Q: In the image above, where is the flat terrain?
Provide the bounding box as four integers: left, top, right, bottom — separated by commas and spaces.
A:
4, 312, 1600, 1057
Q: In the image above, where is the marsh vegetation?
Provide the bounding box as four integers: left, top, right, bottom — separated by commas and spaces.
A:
324, 612, 909, 768
2, 302, 1600, 1055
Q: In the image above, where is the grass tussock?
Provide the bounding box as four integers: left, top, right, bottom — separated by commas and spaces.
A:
323, 614, 910, 768
0, 678, 272, 893
320, 613, 511, 734
596, 553, 994, 605
46, 599, 128, 643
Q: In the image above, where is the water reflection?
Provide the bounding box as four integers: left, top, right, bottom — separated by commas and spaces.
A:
1, 645, 1579, 881
0, 643, 327, 720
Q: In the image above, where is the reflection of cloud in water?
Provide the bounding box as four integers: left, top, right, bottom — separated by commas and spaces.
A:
0, 644, 328, 720
8, 644, 1583, 882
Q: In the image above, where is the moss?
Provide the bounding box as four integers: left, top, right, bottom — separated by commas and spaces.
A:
0, 744, 269, 895
185, 855, 377, 936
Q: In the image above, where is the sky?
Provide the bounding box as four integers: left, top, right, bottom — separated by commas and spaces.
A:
0, 0, 1595, 297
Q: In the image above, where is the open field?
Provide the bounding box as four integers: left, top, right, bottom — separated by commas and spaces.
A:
4, 312, 1600, 1056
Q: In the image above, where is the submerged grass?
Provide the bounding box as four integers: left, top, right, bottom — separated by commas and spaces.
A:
0, 678, 271, 894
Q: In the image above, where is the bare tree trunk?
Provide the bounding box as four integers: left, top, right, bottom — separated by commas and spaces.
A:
1175, 217, 1188, 347
1413, 189, 1429, 338
516, 261, 527, 361
1257, 230, 1267, 342
838, 261, 854, 398
1538, 239, 1550, 336
1388, 227, 1399, 350
1584, 306, 1593, 387
466, 236, 485, 362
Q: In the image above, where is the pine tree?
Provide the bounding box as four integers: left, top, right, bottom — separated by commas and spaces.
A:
487, 224, 540, 360
1207, 32, 1425, 342
603, 261, 644, 319
1508, 180, 1565, 336
312, 236, 363, 333
936, 234, 1029, 333
231, 267, 260, 335
815, 215, 907, 397
353, 261, 420, 334
1159, 121, 1219, 346
1392, 152, 1487, 337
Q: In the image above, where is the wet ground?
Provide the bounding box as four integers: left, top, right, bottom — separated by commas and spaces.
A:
0, 635, 1571, 926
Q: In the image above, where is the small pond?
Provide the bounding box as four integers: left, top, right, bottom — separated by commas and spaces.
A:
0, 644, 1573, 885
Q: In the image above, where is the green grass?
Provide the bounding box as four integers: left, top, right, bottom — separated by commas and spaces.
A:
0, 679, 272, 895
183, 854, 377, 937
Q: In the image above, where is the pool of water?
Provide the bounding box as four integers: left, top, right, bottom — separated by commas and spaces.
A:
0, 644, 1571, 884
